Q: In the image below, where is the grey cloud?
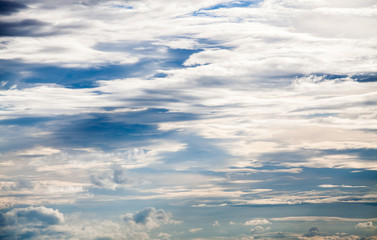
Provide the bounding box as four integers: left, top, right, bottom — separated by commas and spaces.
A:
273, 232, 290, 238
90, 165, 128, 189
0, 0, 27, 15
7, 206, 64, 226
303, 227, 320, 237
250, 225, 265, 234
0, 212, 6, 227
0, 19, 50, 37
0, 206, 64, 239
302, 227, 330, 237
123, 207, 180, 230
113, 167, 128, 184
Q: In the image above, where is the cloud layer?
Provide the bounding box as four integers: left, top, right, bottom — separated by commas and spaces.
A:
0, 0, 376, 239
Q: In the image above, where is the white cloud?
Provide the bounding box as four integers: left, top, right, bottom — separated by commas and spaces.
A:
0, 1, 376, 233
318, 184, 366, 188
123, 207, 181, 231
14, 146, 61, 156
250, 225, 268, 234
189, 228, 203, 233
158, 232, 172, 240
355, 221, 376, 230
271, 216, 377, 222
245, 219, 271, 226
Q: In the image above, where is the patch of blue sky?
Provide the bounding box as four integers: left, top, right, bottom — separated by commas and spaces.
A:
352, 73, 377, 82
0, 61, 154, 89
306, 113, 336, 118
203, 0, 262, 11
191, 0, 262, 16
159, 134, 233, 167
322, 148, 377, 162
52, 116, 174, 150
0, 116, 53, 126
0, 41, 202, 89
1, 109, 196, 153
111, 4, 133, 10
3, 45, 201, 89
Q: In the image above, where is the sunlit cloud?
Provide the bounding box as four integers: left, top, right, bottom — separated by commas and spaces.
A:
0, 0, 376, 239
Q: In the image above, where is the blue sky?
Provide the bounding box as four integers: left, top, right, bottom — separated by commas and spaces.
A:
0, 0, 377, 239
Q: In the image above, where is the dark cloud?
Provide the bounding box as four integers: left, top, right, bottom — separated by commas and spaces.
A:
0, 0, 27, 15
302, 227, 330, 238
0, 19, 51, 37
273, 232, 290, 238
0, 212, 6, 227
303, 227, 320, 237
0, 206, 64, 239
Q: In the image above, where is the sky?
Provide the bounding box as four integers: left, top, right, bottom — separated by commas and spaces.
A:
0, 0, 376, 239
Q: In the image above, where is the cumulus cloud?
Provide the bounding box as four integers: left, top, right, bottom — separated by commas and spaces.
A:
355, 221, 376, 230
123, 207, 180, 231
250, 225, 266, 234
5, 206, 64, 226
0, 206, 64, 239
245, 218, 271, 226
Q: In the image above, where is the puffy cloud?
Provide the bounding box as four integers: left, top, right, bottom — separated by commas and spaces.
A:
5, 206, 64, 226
123, 207, 180, 231
250, 225, 266, 234
355, 221, 376, 230
0, 206, 64, 239
302, 227, 321, 237
212, 220, 220, 226
245, 218, 271, 226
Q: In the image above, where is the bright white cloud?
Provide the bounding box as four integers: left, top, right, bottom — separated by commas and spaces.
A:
245, 218, 271, 226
